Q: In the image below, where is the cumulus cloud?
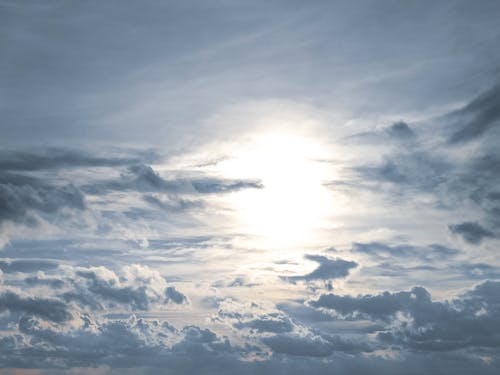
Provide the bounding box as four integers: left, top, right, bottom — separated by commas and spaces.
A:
64, 264, 188, 311
309, 281, 500, 352
0, 263, 188, 329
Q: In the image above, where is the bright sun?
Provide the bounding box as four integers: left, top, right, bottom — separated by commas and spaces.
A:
216, 132, 335, 248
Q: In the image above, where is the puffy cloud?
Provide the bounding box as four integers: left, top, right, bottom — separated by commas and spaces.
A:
234, 313, 295, 334
64, 264, 188, 311
310, 286, 432, 321
309, 281, 500, 352
0, 313, 257, 370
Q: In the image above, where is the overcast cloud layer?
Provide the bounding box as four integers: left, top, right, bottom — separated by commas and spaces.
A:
1, 1, 500, 374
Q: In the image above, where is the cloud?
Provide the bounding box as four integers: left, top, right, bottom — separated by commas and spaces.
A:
83, 164, 263, 195
165, 286, 188, 304
386, 121, 415, 139
310, 286, 433, 321
0, 259, 59, 274
352, 242, 460, 261
353, 152, 449, 189
1, 313, 249, 370
456, 263, 500, 279
0, 291, 73, 323
448, 221, 495, 244
0, 179, 85, 227
0, 148, 145, 171
448, 83, 500, 143
346, 121, 416, 144
24, 275, 66, 288
234, 313, 295, 334
261, 333, 334, 357
143, 194, 203, 212
212, 298, 373, 358
284, 255, 358, 283
65, 264, 188, 311
309, 280, 500, 352
0, 263, 188, 323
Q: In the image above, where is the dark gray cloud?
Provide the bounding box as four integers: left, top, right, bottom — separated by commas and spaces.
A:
387, 121, 415, 139
262, 332, 373, 358
284, 255, 358, 283
310, 286, 433, 321
24, 275, 66, 288
455, 263, 500, 280
310, 280, 500, 352
448, 83, 500, 143
0, 280, 498, 372
83, 164, 263, 195
0, 291, 72, 322
261, 333, 334, 357
0, 148, 146, 171
0, 179, 85, 227
66, 265, 187, 311
0, 263, 188, 314
0, 259, 59, 273
165, 286, 188, 304
346, 121, 416, 144
234, 313, 295, 334
448, 221, 495, 244
72, 270, 152, 310
2, 314, 251, 370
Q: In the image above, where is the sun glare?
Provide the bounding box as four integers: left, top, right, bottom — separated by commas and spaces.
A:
216, 132, 335, 248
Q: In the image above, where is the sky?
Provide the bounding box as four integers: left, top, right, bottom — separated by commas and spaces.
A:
1, 0, 500, 374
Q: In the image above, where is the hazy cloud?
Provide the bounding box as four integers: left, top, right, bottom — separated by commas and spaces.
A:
449, 83, 500, 143
284, 255, 358, 283
448, 222, 495, 245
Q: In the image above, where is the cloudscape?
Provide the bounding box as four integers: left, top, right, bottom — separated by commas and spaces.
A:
1, 1, 500, 374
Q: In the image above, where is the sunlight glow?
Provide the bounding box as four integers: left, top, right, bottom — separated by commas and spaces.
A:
217, 131, 336, 248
